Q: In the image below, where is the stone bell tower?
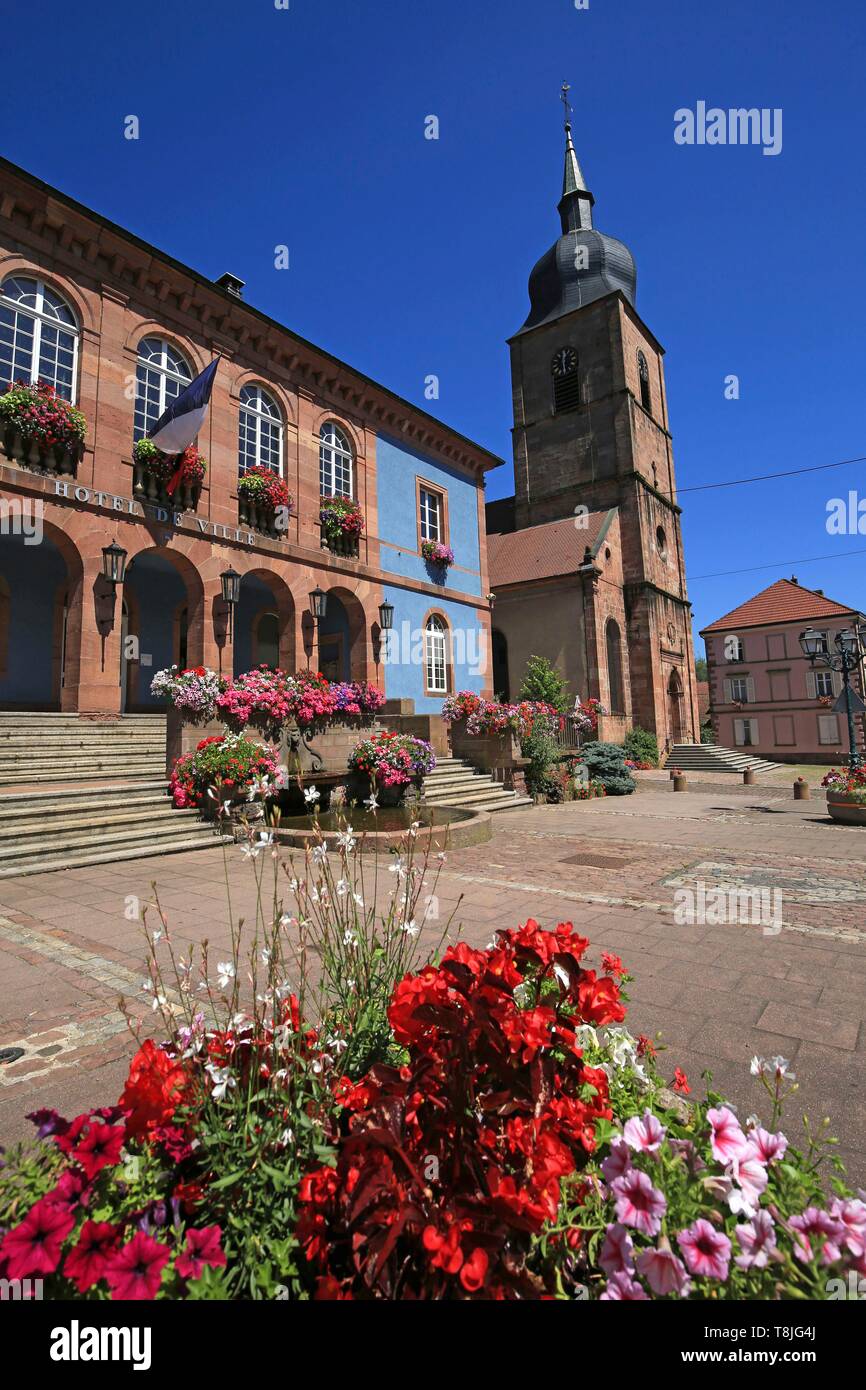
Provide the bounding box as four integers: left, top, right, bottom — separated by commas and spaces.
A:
500, 85, 700, 743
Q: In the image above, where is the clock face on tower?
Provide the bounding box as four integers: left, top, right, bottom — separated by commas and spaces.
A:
552, 346, 578, 377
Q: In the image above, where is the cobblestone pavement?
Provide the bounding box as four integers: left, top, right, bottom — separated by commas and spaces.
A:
0, 776, 864, 1182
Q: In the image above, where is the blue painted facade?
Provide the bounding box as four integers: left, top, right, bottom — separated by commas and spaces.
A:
375, 435, 482, 598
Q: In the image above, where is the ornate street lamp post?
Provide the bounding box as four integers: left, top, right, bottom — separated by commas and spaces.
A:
220, 567, 241, 639
101, 540, 128, 588
799, 626, 866, 774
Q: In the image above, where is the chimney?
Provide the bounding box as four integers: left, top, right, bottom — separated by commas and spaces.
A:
215, 272, 245, 299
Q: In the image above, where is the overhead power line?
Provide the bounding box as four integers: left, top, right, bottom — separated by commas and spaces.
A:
690, 546, 866, 581
679, 453, 866, 494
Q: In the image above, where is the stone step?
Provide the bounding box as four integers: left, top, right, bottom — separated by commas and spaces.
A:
669, 744, 783, 773
0, 817, 217, 864
0, 765, 165, 787
0, 806, 190, 843
0, 792, 169, 824
0, 834, 233, 879
431, 792, 534, 814
425, 772, 498, 790
0, 780, 166, 807
425, 785, 522, 807
0, 716, 165, 728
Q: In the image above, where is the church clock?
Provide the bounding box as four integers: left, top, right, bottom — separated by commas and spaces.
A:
552, 346, 578, 376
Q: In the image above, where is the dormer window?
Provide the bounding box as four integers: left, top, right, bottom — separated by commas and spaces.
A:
551, 346, 580, 413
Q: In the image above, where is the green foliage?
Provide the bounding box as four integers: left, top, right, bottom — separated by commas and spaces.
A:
694, 656, 708, 680
700, 723, 716, 744
519, 655, 570, 713
578, 741, 636, 795
623, 726, 659, 767
520, 707, 561, 797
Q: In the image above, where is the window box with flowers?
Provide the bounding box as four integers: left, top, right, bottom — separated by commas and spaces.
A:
237, 466, 292, 538
421, 540, 454, 575
0, 379, 86, 476
320, 496, 364, 558
132, 439, 207, 510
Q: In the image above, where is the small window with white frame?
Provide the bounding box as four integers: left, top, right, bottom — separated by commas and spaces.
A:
134, 336, 192, 442
730, 677, 749, 702
818, 713, 840, 744
815, 670, 835, 698
319, 422, 353, 497
424, 614, 450, 695
419, 485, 443, 543
0, 275, 79, 401
239, 384, 283, 475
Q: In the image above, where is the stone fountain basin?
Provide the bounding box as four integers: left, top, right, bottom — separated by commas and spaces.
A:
274, 804, 492, 853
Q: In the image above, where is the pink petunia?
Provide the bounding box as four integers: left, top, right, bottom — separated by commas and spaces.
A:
600, 1270, 649, 1300
678, 1218, 732, 1280
788, 1208, 847, 1266
707, 1106, 750, 1165
748, 1126, 788, 1165
599, 1222, 634, 1276
601, 1138, 632, 1183
611, 1169, 667, 1238
728, 1140, 768, 1214
623, 1108, 666, 1156
636, 1243, 692, 1297
828, 1199, 866, 1258
735, 1210, 777, 1271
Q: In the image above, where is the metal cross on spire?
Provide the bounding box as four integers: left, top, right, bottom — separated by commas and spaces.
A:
561, 81, 573, 131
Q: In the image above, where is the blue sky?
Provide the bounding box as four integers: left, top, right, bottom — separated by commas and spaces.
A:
3, 0, 864, 647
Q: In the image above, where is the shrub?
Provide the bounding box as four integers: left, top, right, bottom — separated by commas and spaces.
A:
521, 707, 561, 798
519, 655, 570, 713
623, 726, 659, 768
578, 742, 636, 796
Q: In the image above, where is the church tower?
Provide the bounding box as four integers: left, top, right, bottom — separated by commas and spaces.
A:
490, 88, 700, 743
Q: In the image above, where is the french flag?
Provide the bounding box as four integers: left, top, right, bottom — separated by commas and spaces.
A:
148, 355, 220, 462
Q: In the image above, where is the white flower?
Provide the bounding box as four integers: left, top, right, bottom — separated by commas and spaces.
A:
364, 794, 379, 811
304, 785, 320, 804
575, 1024, 600, 1049
205, 1063, 235, 1101
279, 1127, 295, 1148
337, 827, 356, 852
343, 928, 359, 949
217, 961, 236, 990
389, 855, 407, 879
402, 919, 420, 938
750, 1055, 767, 1077
151, 993, 167, 1011
261, 948, 271, 966
326, 1035, 348, 1055
407, 821, 420, 839
151, 930, 163, 946
336, 878, 349, 897
552, 962, 570, 990
352, 892, 364, 909
312, 844, 328, 866
770, 1055, 795, 1081
241, 831, 273, 860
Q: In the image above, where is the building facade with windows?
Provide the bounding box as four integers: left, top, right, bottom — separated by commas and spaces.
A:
0, 158, 498, 717
701, 578, 866, 763
485, 117, 700, 748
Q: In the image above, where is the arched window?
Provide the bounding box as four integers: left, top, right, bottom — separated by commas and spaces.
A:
637, 351, 651, 413
319, 422, 353, 497
0, 275, 79, 401
551, 345, 581, 414
605, 618, 625, 714
134, 336, 192, 442
239, 384, 282, 475
424, 614, 450, 696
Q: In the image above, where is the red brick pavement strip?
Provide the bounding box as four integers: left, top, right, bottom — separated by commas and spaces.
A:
0, 790, 864, 1181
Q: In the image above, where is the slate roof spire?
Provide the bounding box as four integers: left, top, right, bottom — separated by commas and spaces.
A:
558, 82, 594, 234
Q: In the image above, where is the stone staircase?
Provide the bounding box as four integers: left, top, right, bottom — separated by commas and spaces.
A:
668, 742, 783, 775
0, 713, 230, 877
424, 757, 534, 814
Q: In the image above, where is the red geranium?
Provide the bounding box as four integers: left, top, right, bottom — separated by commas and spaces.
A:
118, 1039, 190, 1140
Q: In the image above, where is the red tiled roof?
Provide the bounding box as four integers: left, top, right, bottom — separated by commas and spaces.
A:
701, 578, 858, 634
487, 511, 613, 587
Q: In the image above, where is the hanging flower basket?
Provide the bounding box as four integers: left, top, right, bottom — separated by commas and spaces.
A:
132, 439, 206, 510
238, 467, 293, 537
0, 379, 86, 476
421, 540, 454, 573
320, 496, 364, 557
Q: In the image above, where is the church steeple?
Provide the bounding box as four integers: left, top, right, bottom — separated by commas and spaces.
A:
558, 82, 594, 234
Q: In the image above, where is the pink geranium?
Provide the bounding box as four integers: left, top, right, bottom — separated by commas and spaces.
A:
678, 1218, 732, 1280
600, 1270, 649, 1300
735, 1210, 777, 1271
623, 1108, 665, 1156
636, 1242, 691, 1297
599, 1222, 634, 1276
611, 1169, 667, 1238
707, 1106, 750, 1164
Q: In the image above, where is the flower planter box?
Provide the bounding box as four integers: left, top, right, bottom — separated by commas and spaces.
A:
133, 463, 201, 511
2, 426, 81, 476
320, 525, 360, 559
284, 715, 379, 776
238, 498, 283, 538
448, 716, 523, 772
826, 791, 866, 825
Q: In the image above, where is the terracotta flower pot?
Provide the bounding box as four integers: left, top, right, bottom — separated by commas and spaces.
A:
825, 791, 866, 825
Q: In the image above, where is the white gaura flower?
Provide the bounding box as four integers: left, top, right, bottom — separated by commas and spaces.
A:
389, 855, 407, 879
288, 877, 300, 892
353, 892, 364, 909
401, 919, 420, 938
312, 844, 328, 866
217, 961, 236, 990
205, 1063, 235, 1101
407, 821, 420, 839
261, 948, 271, 966
241, 831, 274, 860
364, 794, 379, 811
750, 1055, 767, 1077
304, 785, 320, 804
151, 993, 167, 1011
279, 1128, 295, 1148
770, 1055, 795, 1081
326, 1035, 348, 1055
343, 928, 359, 949
337, 827, 356, 852
336, 878, 349, 897
151, 930, 163, 946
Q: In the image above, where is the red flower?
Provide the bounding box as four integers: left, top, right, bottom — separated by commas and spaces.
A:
46, 1168, 90, 1215
601, 951, 626, 978
175, 1226, 227, 1280
105, 1232, 171, 1301
459, 1247, 489, 1293
72, 1122, 125, 1179
576, 971, 626, 1026
673, 1066, 691, 1094
422, 1222, 464, 1275
63, 1220, 122, 1293
118, 1039, 189, 1139
0, 1198, 74, 1279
